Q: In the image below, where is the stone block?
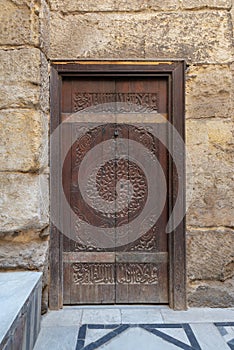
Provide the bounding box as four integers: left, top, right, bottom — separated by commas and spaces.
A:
0, 228, 48, 243
49, 0, 179, 12
186, 118, 234, 169
145, 12, 232, 64
186, 171, 234, 227
121, 309, 163, 323
231, 2, 234, 23
0, 49, 41, 84
0, 109, 48, 172
82, 309, 121, 324
0, 0, 39, 46
117, 0, 180, 11
0, 173, 49, 233
188, 280, 234, 307
33, 326, 78, 350
50, 13, 146, 58
49, 0, 117, 12
186, 65, 232, 119
9, 0, 32, 6
40, 0, 50, 57
0, 83, 39, 110
0, 240, 48, 270
187, 228, 234, 281
0, 49, 49, 112
148, 0, 180, 10
186, 119, 234, 227
41, 309, 83, 327
160, 307, 234, 322
115, 0, 150, 11
182, 0, 232, 9
39, 52, 50, 114
49, 11, 232, 64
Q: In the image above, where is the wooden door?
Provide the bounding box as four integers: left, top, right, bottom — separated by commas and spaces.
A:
61, 76, 169, 304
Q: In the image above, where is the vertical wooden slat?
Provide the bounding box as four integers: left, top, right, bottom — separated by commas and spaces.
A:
49, 66, 63, 309
114, 77, 169, 304
61, 79, 72, 304
169, 62, 186, 310
68, 79, 116, 304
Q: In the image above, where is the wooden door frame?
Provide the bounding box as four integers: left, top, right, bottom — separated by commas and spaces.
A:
49, 60, 186, 310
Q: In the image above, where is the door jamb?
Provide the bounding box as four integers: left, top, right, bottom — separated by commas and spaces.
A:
49, 60, 186, 310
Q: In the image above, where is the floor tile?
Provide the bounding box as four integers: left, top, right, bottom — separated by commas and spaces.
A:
84, 328, 114, 347
76, 323, 202, 350
93, 327, 188, 350
35, 307, 234, 350
223, 327, 234, 342
41, 309, 83, 327
64, 305, 168, 310
215, 322, 234, 350
161, 308, 234, 323
158, 327, 191, 346
82, 309, 121, 324
190, 323, 230, 350
34, 326, 78, 350
120, 308, 163, 323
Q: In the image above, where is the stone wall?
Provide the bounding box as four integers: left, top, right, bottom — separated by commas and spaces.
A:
0, 0, 233, 309
0, 0, 50, 313
47, 0, 234, 307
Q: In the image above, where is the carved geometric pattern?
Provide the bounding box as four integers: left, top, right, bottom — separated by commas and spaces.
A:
74, 227, 157, 252
94, 158, 148, 225
63, 123, 165, 251
128, 226, 157, 251
76, 324, 202, 350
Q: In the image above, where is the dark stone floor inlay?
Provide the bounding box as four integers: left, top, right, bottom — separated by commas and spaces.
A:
215, 322, 234, 350
76, 323, 202, 350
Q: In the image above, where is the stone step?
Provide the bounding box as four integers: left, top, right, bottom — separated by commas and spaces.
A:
0, 272, 42, 350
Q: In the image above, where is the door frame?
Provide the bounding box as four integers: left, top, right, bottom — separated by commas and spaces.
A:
49, 60, 186, 310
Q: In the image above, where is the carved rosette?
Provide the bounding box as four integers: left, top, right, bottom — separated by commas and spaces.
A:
63, 123, 164, 252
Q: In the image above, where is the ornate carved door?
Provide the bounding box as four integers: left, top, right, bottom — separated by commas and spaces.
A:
61, 76, 169, 304
50, 61, 186, 309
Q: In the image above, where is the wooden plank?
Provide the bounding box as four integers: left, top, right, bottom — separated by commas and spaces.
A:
115, 262, 168, 304
51, 61, 181, 74
114, 76, 169, 304
49, 67, 63, 310
115, 252, 168, 263
169, 62, 186, 310
61, 80, 72, 304
63, 252, 168, 263
67, 80, 116, 304
68, 262, 115, 304
61, 112, 168, 124
63, 252, 115, 263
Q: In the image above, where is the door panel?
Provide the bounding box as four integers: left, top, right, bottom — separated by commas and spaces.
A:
61, 76, 169, 304
114, 77, 168, 303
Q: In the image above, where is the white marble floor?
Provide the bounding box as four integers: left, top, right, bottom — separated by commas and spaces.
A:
34, 306, 234, 350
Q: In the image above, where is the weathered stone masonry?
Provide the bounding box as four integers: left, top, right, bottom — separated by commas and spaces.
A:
0, 0, 233, 311
0, 0, 50, 313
